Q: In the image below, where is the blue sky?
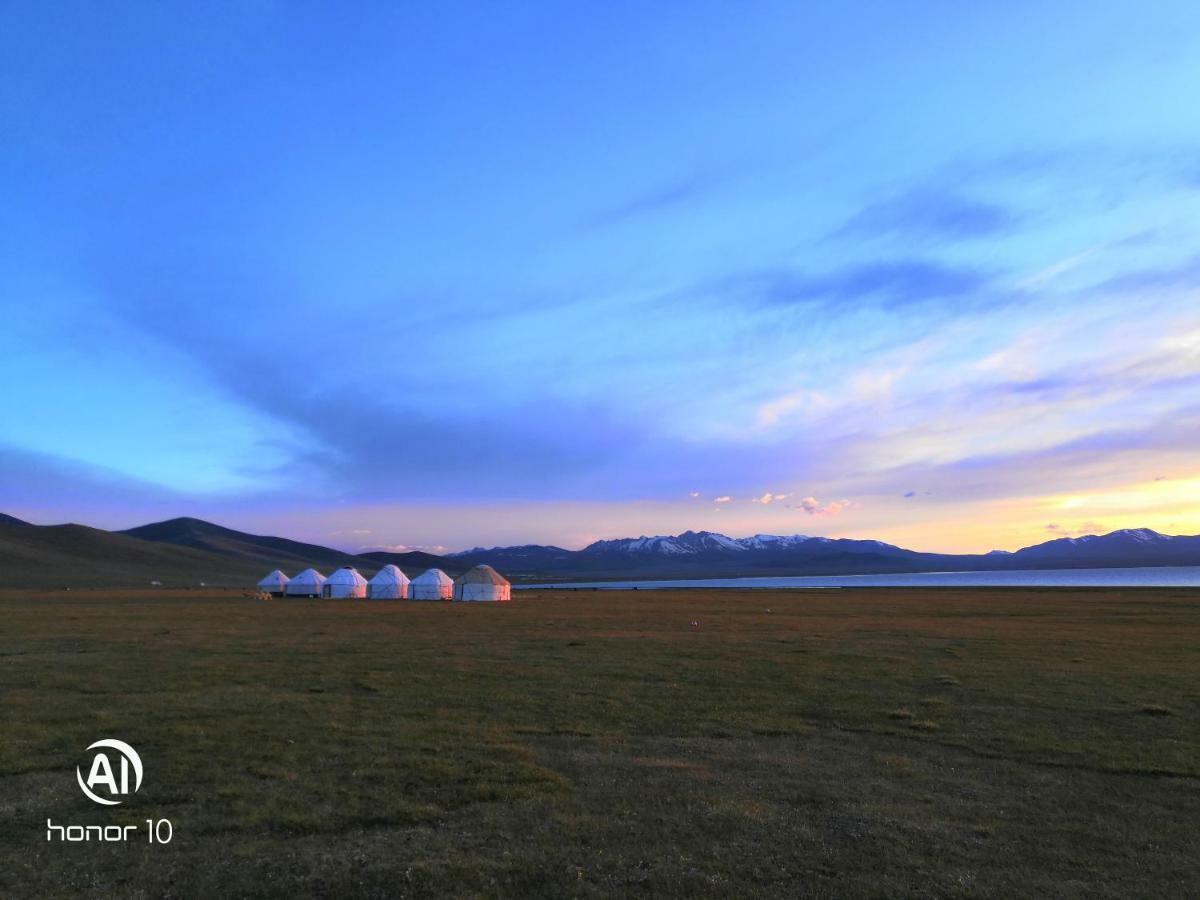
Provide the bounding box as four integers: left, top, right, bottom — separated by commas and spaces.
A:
3, 2, 1200, 552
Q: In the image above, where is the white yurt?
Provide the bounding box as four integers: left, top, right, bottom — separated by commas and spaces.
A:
257, 569, 290, 596
323, 566, 368, 599
286, 568, 326, 597
453, 565, 512, 602
408, 568, 454, 601
367, 564, 410, 600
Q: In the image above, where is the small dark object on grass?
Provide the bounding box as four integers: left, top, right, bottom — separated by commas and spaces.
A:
1140, 704, 1174, 717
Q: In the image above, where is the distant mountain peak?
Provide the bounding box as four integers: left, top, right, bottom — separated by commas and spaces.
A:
1014, 526, 1183, 558
0, 513, 32, 526
582, 530, 838, 556
1110, 527, 1168, 541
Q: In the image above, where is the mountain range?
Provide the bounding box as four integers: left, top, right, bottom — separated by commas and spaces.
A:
448, 527, 1200, 580
2, 514, 1199, 588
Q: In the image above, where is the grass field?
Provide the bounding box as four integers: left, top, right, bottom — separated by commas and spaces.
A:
2, 587, 1198, 897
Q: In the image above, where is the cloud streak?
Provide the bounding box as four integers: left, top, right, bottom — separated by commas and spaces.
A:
835, 188, 1020, 242
580, 167, 741, 231
730, 260, 997, 311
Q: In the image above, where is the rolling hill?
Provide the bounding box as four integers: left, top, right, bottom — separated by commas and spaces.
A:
121, 517, 381, 572
0, 520, 265, 588
0, 517, 457, 589
121, 517, 450, 576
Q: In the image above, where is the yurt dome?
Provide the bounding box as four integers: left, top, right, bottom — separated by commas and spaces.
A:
324, 566, 368, 599
286, 568, 326, 597
367, 564, 410, 600
409, 568, 454, 601
453, 565, 511, 602
257, 569, 290, 596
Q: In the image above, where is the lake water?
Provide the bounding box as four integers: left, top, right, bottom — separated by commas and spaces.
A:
519, 566, 1200, 590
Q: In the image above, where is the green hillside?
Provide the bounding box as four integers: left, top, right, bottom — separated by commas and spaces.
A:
120, 517, 377, 572
0, 517, 457, 588
0, 522, 263, 588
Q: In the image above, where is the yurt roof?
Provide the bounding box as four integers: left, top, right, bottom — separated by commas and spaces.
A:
412, 567, 454, 585
293, 567, 326, 582
369, 564, 409, 584
458, 564, 510, 586
326, 566, 367, 585
260, 569, 289, 582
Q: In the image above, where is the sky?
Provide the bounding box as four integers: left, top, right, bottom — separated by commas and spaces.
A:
3, 1, 1200, 554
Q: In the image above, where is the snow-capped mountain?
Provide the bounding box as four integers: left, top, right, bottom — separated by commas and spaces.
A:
1009, 528, 1192, 565
582, 534, 699, 555
737, 533, 820, 550
444, 529, 921, 578
584, 530, 754, 555
580, 530, 881, 555
429, 524, 1200, 583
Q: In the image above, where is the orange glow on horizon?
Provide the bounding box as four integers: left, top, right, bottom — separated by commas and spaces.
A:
837, 474, 1200, 554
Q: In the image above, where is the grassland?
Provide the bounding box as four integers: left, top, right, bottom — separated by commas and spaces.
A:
2, 587, 1198, 897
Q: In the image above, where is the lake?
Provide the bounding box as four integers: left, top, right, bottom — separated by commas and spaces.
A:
519, 565, 1200, 590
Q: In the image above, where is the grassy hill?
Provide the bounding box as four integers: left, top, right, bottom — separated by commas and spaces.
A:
120, 517, 379, 573
0, 517, 459, 588
0, 521, 263, 588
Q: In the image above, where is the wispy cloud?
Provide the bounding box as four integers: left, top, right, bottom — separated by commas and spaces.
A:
834, 188, 1020, 242
1091, 253, 1200, 294
734, 260, 995, 311
1044, 521, 1106, 538
581, 169, 736, 230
